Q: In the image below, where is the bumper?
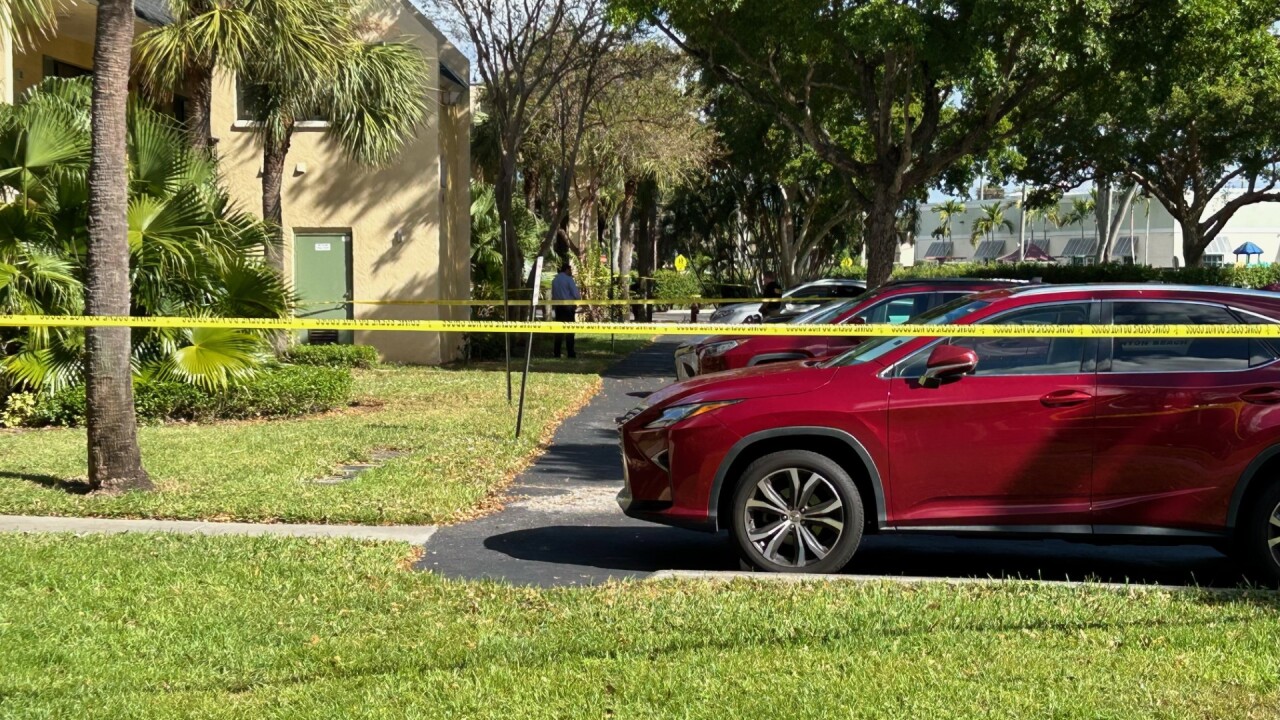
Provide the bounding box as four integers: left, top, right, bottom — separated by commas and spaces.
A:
616, 486, 716, 531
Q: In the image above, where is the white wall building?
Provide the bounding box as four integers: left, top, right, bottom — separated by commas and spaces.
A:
908, 191, 1280, 268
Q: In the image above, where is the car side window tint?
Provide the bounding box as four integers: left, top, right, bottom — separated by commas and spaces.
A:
955, 303, 1091, 376
1110, 302, 1272, 373
853, 293, 932, 325
896, 303, 1091, 378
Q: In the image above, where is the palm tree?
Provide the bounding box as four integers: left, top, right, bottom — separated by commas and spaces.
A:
930, 199, 965, 241
239, 7, 428, 282
1065, 196, 1096, 243
970, 202, 1014, 246
132, 0, 307, 153
84, 0, 150, 491
0, 79, 290, 393
0, 0, 60, 49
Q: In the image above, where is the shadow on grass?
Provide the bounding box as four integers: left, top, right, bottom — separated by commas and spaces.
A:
0, 471, 93, 495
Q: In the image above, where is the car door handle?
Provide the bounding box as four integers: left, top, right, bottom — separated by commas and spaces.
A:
1041, 389, 1093, 407
1241, 387, 1280, 405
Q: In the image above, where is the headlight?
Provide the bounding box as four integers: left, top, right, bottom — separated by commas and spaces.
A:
699, 340, 743, 358
644, 401, 740, 429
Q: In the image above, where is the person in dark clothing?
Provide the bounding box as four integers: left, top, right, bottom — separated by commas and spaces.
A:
551, 262, 581, 358
759, 271, 783, 318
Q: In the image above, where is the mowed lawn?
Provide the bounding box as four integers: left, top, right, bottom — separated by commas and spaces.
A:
0, 337, 646, 524
1, 533, 1278, 719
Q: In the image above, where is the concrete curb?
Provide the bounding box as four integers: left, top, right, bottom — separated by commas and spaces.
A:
0, 515, 437, 544
646, 570, 1271, 594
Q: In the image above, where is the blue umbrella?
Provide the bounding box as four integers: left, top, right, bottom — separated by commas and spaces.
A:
1234, 241, 1264, 256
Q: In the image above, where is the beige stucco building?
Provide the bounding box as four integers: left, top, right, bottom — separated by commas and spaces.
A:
0, 0, 471, 364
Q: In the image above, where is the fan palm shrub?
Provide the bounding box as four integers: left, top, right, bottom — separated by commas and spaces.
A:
0, 78, 291, 393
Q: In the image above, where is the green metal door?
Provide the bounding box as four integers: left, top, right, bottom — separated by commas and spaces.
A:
293, 232, 353, 344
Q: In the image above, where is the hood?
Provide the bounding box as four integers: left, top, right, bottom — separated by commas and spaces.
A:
643, 360, 836, 410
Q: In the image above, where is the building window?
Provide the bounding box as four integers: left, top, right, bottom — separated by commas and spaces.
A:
1204, 254, 1225, 267
173, 95, 189, 124
237, 78, 324, 123
42, 56, 91, 80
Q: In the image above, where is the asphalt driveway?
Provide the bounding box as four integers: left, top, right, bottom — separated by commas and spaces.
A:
420, 338, 1246, 588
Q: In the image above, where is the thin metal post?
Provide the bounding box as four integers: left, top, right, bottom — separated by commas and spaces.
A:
501, 228, 512, 405
515, 255, 544, 439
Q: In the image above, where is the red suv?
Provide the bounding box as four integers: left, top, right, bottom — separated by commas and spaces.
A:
676, 279, 1022, 379
619, 284, 1280, 583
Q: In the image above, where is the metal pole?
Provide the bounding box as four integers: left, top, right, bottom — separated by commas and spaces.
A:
1018, 184, 1027, 261
515, 255, 545, 439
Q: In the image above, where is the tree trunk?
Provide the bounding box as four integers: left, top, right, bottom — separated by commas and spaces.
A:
84, 0, 151, 493
1181, 219, 1207, 267
777, 184, 798, 287
496, 153, 525, 302
617, 177, 637, 299
864, 186, 900, 288
186, 68, 214, 154
261, 128, 293, 275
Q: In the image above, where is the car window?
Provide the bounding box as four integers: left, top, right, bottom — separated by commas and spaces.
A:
896, 303, 1091, 378
790, 299, 859, 324
1109, 301, 1277, 373
823, 297, 991, 368
851, 293, 934, 325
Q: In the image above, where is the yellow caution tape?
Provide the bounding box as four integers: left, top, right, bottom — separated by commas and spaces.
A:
3, 315, 1279, 338
296, 297, 776, 307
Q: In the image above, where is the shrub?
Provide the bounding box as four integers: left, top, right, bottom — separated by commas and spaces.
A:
652, 269, 703, 305
827, 261, 1280, 289
1, 392, 40, 428
21, 366, 353, 428
284, 344, 380, 369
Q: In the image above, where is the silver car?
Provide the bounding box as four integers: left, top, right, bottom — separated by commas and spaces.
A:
675, 298, 856, 380
707, 278, 867, 325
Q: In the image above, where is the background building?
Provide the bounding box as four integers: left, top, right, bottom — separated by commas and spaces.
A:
0, 0, 471, 364
911, 191, 1280, 269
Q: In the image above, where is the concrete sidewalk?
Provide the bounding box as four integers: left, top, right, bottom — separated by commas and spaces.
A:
0, 515, 437, 543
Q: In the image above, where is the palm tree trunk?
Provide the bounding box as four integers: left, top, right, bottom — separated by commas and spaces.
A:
261, 128, 294, 276
186, 67, 214, 154
84, 0, 151, 493
262, 125, 294, 354
617, 177, 636, 299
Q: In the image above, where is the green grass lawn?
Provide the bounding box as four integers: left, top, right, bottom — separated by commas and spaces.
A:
0, 337, 648, 524
1, 533, 1278, 719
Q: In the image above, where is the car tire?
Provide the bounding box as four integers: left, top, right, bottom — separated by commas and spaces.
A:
1238, 481, 1280, 588
730, 450, 864, 574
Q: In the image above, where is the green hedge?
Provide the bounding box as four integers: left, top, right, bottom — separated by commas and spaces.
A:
652, 269, 703, 304
0, 365, 354, 428
284, 344, 380, 369
828, 262, 1280, 289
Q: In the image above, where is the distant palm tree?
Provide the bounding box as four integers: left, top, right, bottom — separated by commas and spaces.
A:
931, 199, 965, 241
970, 202, 1014, 246
1065, 196, 1096, 243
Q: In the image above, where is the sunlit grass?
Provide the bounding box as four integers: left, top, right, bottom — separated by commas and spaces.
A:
0, 338, 646, 524
1, 533, 1277, 719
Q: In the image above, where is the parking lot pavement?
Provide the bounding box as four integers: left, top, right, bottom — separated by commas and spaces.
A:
420, 338, 1250, 589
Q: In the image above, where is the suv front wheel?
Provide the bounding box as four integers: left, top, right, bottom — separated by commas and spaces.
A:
1239, 481, 1280, 587
730, 450, 864, 573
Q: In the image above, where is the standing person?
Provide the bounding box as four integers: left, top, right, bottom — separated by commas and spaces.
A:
759, 271, 783, 319
551, 262, 581, 358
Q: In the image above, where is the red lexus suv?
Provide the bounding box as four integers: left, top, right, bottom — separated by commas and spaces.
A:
675, 279, 1022, 379
619, 284, 1280, 584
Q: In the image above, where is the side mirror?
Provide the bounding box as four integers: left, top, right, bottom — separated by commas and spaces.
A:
920, 344, 978, 387
846, 316, 867, 326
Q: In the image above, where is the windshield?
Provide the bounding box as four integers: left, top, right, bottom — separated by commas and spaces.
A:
821, 297, 991, 367
789, 299, 859, 324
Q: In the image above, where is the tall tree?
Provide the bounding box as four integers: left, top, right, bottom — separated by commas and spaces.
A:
84, 0, 152, 491
618, 0, 1123, 286
1019, 0, 1280, 266
970, 202, 1013, 246
430, 0, 616, 297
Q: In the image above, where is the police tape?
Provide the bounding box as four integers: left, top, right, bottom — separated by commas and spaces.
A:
295, 297, 776, 307
3, 314, 1280, 339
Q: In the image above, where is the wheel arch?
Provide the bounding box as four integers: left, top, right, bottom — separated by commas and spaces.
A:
1228, 443, 1280, 529
710, 427, 885, 533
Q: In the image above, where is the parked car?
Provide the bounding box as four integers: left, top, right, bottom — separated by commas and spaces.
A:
708, 278, 867, 325
620, 284, 1280, 584
677, 279, 1021, 380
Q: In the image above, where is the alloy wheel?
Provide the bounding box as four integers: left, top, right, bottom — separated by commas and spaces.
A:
742, 468, 845, 568
1270, 501, 1280, 567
